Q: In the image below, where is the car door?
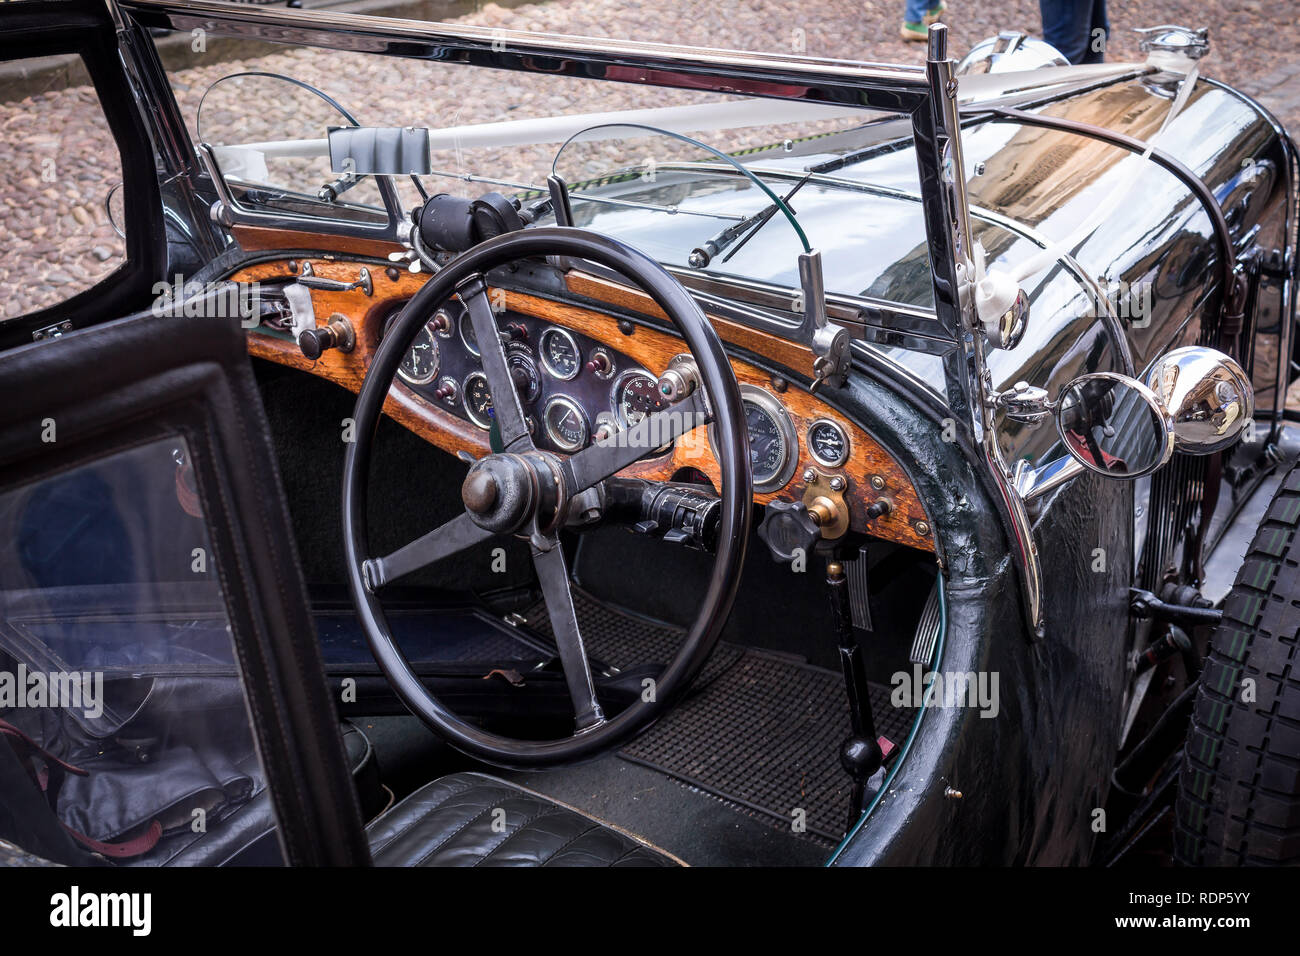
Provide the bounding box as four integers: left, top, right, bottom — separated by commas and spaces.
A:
0, 0, 370, 867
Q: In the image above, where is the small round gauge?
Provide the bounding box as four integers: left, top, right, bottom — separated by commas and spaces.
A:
507, 348, 541, 404
539, 327, 582, 381
459, 309, 480, 357
612, 370, 668, 429
397, 321, 440, 385
463, 372, 493, 429
543, 396, 589, 453
807, 418, 850, 468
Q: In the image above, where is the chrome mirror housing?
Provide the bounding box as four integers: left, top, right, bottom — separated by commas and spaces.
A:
1055, 372, 1174, 479
1003, 346, 1252, 500
1143, 346, 1253, 455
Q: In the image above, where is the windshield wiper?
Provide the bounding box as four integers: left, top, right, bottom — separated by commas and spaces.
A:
687, 174, 811, 269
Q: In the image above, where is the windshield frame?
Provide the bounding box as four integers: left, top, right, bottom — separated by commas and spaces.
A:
122, 0, 975, 406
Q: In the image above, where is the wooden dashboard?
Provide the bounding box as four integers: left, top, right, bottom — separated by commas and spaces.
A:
229, 253, 935, 554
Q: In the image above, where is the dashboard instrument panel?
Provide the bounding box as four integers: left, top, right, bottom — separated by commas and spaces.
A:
230, 255, 935, 553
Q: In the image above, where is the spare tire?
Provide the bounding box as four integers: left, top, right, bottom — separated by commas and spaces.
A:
1174, 461, 1300, 865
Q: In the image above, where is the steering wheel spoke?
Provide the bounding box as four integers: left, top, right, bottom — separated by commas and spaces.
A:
562, 388, 711, 493
531, 541, 604, 731
457, 273, 534, 452
363, 511, 494, 590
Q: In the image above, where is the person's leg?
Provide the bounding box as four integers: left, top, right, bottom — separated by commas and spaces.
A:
1039, 0, 1092, 65
904, 0, 929, 23
1081, 0, 1110, 64
902, 0, 929, 41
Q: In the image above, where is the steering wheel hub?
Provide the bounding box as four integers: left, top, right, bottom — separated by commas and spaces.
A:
461, 451, 568, 536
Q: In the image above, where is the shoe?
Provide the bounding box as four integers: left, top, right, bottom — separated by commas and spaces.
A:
900, 21, 927, 41
924, 1, 946, 24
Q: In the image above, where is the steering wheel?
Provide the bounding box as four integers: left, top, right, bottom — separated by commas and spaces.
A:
342, 227, 752, 767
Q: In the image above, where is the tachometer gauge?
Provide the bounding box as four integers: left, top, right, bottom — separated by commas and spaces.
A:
807, 418, 850, 468
543, 396, 589, 453
711, 385, 797, 493
612, 370, 668, 429
539, 327, 581, 381
397, 321, 440, 385
463, 372, 493, 429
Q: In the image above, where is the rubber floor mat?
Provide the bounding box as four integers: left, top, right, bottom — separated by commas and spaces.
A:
619, 650, 915, 842
518, 588, 744, 687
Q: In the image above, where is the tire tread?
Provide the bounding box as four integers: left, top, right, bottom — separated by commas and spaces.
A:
1174, 460, 1300, 866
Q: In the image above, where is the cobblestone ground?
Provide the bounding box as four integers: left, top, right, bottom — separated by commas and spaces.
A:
1, 0, 1298, 319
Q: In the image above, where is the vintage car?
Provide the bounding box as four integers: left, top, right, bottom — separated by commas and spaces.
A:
0, 0, 1295, 869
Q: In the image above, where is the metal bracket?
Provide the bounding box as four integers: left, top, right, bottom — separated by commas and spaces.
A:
802, 469, 852, 540
796, 250, 850, 391
32, 320, 73, 342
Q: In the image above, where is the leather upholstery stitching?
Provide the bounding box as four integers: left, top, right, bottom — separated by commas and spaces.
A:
470, 805, 563, 867
607, 843, 649, 866
367, 776, 482, 856
537, 823, 601, 867
408, 801, 505, 867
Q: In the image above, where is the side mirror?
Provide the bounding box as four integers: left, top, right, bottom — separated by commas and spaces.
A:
1006, 347, 1252, 499
1056, 372, 1173, 478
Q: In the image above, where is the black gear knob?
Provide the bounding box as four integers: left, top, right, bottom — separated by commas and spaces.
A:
757, 500, 822, 563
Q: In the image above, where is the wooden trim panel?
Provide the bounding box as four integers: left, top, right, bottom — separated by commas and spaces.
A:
232, 257, 934, 553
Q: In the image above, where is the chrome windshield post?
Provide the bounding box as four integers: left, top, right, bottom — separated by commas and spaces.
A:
923, 23, 1046, 639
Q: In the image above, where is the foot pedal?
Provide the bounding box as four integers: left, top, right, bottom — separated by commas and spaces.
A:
909, 582, 941, 665
846, 544, 873, 631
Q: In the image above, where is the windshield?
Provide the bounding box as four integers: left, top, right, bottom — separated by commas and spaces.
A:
174, 37, 930, 308
549, 122, 809, 289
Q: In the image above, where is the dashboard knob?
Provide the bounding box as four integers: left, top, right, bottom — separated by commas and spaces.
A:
297, 315, 354, 360
430, 310, 453, 335
586, 352, 610, 375
504, 322, 528, 342
757, 500, 822, 564
297, 327, 333, 360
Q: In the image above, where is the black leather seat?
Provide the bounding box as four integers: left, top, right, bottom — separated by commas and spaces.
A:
366, 772, 679, 867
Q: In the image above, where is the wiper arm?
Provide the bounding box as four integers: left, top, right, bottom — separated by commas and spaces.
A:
687, 174, 811, 269
318, 172, 368, 203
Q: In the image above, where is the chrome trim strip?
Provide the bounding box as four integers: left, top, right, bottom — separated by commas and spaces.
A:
119, 0, 930, 106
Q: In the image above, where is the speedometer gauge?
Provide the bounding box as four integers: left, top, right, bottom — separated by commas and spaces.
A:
397, 321, 440, 385
745, 403, 787, 486
711, 385, 798, 493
